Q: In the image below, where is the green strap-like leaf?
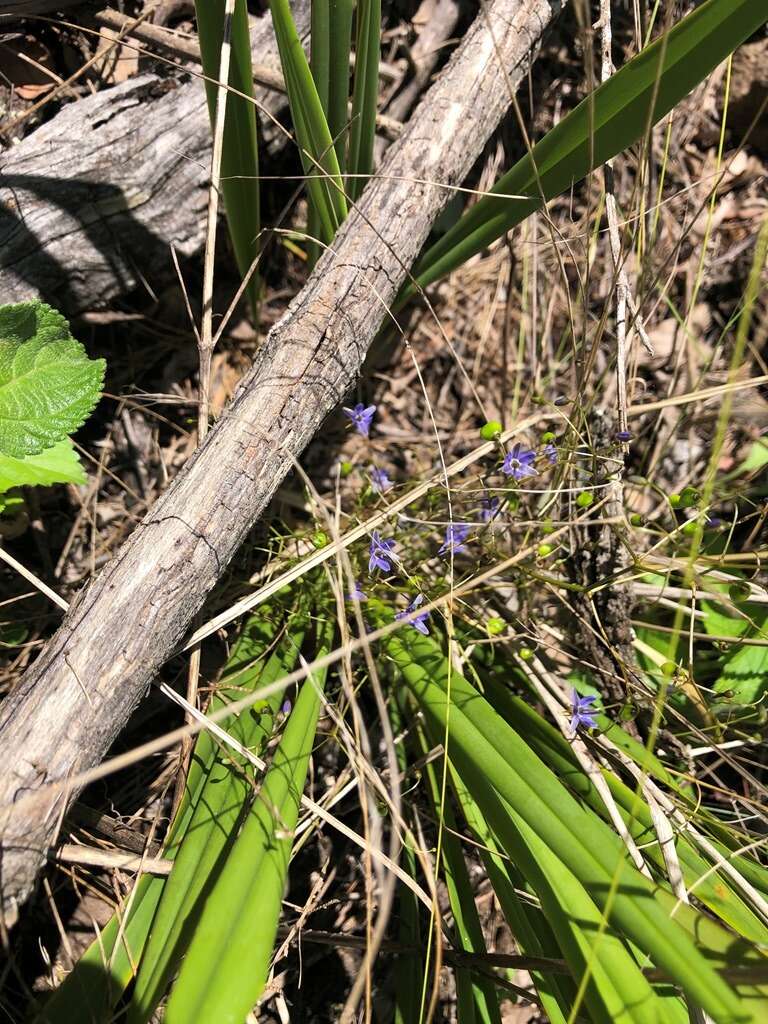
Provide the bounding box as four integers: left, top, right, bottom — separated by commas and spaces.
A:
378, 617, 755, 1022
0, 302, 104, 458
347, 0, 381, 202
126, 614, 307, 1024
270, 0, 347, 242
404, 0, 768, 300
164, 620, 332, 1023
35, 607, 294, 1024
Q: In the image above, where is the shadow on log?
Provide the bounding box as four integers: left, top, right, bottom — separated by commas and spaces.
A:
0, 2, 309, 313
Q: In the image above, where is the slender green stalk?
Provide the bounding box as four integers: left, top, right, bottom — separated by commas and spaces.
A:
307, 1, 331, 264
310, 1, 330, 113
271, 0, 347, 242
347, 0, 381, 202
195, 0, 260, 312
328, 0, 354, 173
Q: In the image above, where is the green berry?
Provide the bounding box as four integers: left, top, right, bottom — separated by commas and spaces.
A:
486, 617, 505, 636
679, 487, 700, 509
537, 543, 554, 557
619, 701, 637, 722
669, 493, 681, 508
480, 420, 503, 441
312, 531, 329, 549
661, 661, 678, 678
681, 519, 699, 537
629, 512, 643, 527
541, 518, 555, 535
519, 646, 534, 661
541, 431, 556, 444
339, 461, 353, 478
576, 491, 594, 508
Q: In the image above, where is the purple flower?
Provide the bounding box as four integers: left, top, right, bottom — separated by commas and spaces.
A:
616, 430, 633, 443
479, 495, 500, 523
370, 466, 392, 494
343, 402, 376, 437
543, 443, 557, 465
347, 580, 367, 601
570, 689, 598, 733
502, 443, 538, 481
369, 530, 396, 573
280, 698, 292, 716
438, 523, 471, 556
395, 594, 430, 635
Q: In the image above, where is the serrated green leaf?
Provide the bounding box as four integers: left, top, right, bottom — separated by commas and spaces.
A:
0, 438, 85, 492
0, 301, 105, 458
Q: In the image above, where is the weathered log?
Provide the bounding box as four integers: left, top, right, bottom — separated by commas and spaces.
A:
0, 2, 310, 314
0, 0, 564, 926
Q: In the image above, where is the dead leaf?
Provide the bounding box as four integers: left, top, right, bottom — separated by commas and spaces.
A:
94, 27, 139, 86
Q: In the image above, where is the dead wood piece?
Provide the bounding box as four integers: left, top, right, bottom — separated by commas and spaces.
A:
0, 2, 310, 314
375, 0, 460, 162
0, 0, 564, 927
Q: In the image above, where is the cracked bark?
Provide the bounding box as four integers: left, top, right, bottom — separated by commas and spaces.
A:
0, 0, 564, 925
0, 2, 310, 314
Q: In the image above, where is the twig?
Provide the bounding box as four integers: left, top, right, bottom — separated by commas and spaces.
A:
52, 843, 173, 876
177, 0, 237, 814
597, 0, 652, 444
0, 545, 68, 612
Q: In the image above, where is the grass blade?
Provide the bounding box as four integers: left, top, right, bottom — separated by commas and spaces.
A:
449, 768, 573, 1024
347, 0, 380, 202
328, 0, 354, 173
404, 0, 768, 299
392, 697, 424, 1024
34, 706, 218, 1023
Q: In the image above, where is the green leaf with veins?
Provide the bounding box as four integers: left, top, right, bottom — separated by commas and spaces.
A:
0, 438, 86, 493
0, 301, 105, 458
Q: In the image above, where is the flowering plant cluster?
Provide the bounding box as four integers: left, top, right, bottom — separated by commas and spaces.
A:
341, 401, 564, 640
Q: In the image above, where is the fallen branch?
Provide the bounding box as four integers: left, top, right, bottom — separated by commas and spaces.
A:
0, 2, 311, 314
0, 0, 564, 926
